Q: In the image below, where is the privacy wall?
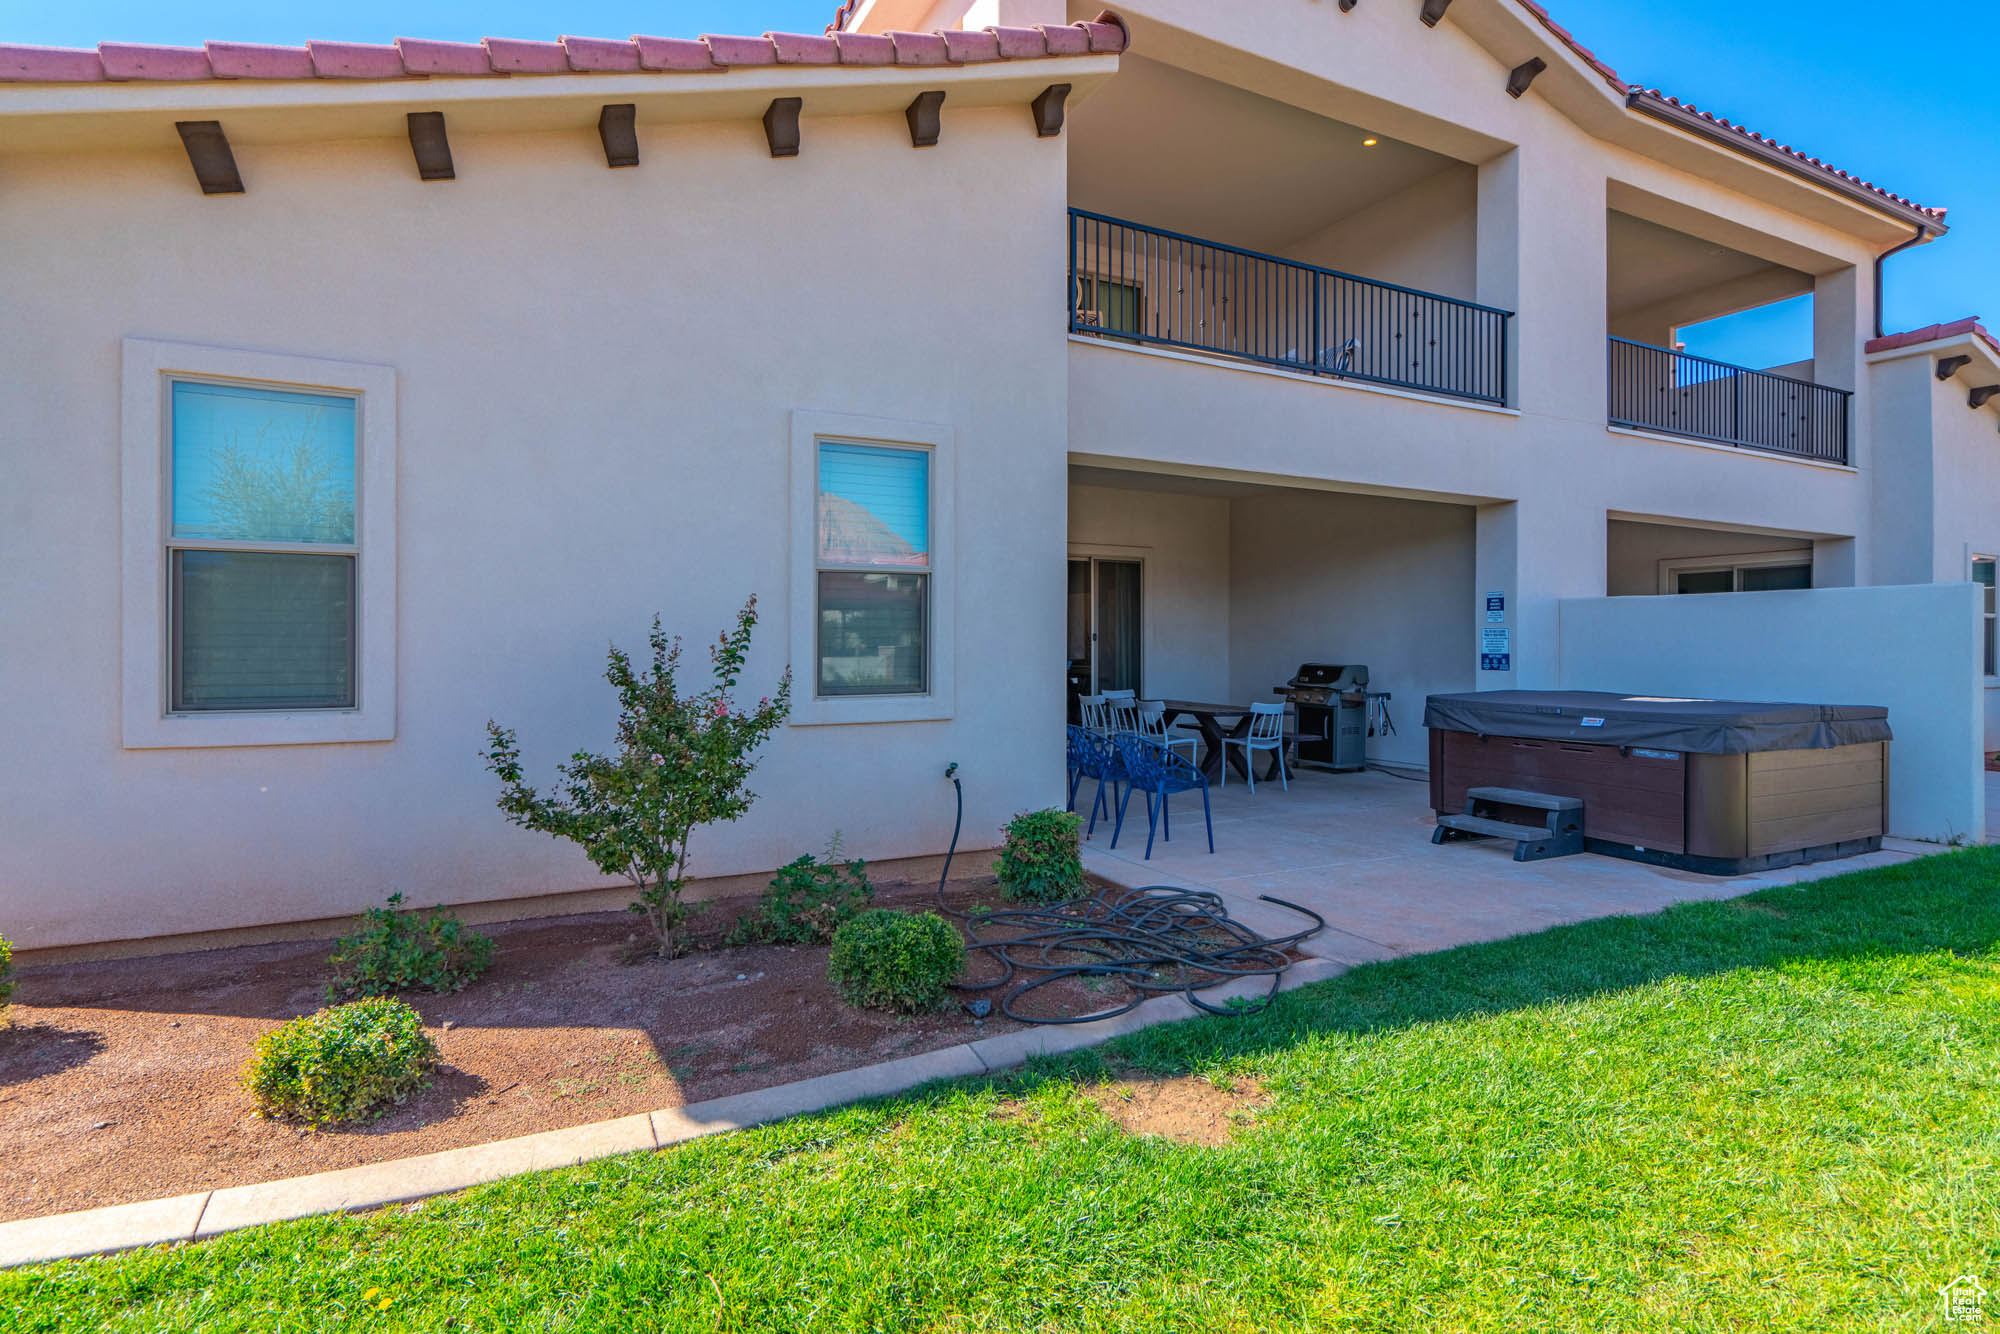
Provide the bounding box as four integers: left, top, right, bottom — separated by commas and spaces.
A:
1558, 583, 1984, 843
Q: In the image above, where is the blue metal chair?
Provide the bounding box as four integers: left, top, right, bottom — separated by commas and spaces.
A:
1066, 724, 1125, 841
1113, 733, 1214, 860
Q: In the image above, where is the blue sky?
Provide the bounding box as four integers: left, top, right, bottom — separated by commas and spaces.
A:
7, 1, 1985, 367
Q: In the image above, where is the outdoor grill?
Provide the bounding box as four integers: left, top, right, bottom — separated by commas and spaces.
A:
1274, 663, 1372, 771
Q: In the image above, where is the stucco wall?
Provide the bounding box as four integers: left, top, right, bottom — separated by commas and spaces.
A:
1606, 519, 1815, 596
0, 107, 1071, 950
1227, 490, 1474, 768
1283, 164, 1479, 304
1559, 583, 1985, 843
1066, 483, 1231, 702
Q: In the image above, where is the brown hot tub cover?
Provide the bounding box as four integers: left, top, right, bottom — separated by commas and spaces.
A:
1423, 690, 1891, 755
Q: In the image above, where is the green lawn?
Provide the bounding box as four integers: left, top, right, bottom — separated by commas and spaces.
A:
11, 849, 2000, 1332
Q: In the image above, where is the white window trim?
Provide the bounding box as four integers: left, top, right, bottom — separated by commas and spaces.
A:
789, 409, 954, 726
121, 338, 397, 748
1655, 549, 1813, 595
1972, 551, 1998, 682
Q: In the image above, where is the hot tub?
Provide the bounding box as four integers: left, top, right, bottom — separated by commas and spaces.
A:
1423, 690, 1891, 874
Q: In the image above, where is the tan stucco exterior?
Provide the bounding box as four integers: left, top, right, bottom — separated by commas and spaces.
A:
1, 1, 1985, 951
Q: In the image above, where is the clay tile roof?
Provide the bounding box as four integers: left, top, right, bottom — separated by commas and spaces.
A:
1627, 87, 1945, 224
0, 18, 1115, 87
1866, 318, 2000, 359
825, 0, 1934, 225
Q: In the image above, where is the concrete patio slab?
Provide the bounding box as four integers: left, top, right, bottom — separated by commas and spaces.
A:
1083, 767, 1941, 963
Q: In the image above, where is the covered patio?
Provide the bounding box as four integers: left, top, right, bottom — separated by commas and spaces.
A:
1079, 765, 1934, 967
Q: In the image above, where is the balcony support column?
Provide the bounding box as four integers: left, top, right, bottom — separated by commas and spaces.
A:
1474, 498, 1606, 691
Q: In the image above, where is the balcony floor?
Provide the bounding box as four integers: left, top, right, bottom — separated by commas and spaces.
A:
1079, 765, 1938, 968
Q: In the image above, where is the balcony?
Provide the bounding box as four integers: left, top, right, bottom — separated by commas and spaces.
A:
1068, 209, 1512, 407
1607, 337, 1850, 465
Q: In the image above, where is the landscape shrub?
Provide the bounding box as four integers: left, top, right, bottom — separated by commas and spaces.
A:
0, 935, 13, 1024
995, 808, 1086, 903
325, 893, 494, 1002
486, 597, 792, 957
241, 997, 439, 1126
827, 910, 964, 1013
730, 837, 874, 946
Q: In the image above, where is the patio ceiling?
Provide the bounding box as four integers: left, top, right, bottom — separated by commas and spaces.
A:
1067, 53, 1464, 254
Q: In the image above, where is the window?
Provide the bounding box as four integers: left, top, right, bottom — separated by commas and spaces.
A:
815, 442, 929, 697
122, 339, 396, 748
168, 382, 358, 712
1976, 558, 1996, 677
789, 411, 954, 726
1074, 275, 1144, 336
1657, 551, 1812, 596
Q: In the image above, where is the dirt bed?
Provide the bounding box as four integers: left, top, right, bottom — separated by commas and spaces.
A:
1, 876, 1143, 1223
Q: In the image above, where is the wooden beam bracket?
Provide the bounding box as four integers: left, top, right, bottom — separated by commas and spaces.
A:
906, 90, 946, 148
1506, 57, 1546, 99
406, 111, 454, 181
1971, 385, 2000, 409
1031, 83, 1071, 138
175, 120, 243, 195
764, 97, 802, 157
1937, 354, 1973, 381
598, 103, 639, 168
1419, 0, 1453, 26
1338, 0, 1358, 9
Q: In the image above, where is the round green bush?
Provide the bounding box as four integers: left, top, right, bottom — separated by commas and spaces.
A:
995, 808, 1086, 903
241, 997, 439, 1125
827, 910, 964, 1013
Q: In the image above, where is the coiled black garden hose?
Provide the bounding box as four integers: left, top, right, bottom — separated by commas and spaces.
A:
933, 763, 1324, 1023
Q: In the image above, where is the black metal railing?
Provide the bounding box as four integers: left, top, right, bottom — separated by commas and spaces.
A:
1607, 337, 1849, 464
1068, 208, 1511, 405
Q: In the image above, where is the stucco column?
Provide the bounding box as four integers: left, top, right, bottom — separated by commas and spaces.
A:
1813, 265, 1861, 392
1475, 497, 1607, 691
1489, 143, 1607, 424
1475, 148, 1521, 407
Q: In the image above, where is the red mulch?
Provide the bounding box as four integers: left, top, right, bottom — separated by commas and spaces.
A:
0, 876, 1126, 1224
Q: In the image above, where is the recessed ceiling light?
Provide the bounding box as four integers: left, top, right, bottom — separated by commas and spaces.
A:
1361, 137, 1379, 147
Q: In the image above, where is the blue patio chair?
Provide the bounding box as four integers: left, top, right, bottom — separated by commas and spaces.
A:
1066, 724, 1126, 841
1113, 733, 1214, 860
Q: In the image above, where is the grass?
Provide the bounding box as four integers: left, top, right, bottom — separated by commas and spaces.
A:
10, 848, 2000, 1331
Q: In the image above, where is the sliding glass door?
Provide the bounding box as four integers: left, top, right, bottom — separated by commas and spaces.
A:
1067, 556, 1143, 714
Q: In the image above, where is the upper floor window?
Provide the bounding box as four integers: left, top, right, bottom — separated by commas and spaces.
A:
168, 381, 359, 713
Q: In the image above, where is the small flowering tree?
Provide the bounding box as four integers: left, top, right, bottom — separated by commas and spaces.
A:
484, 597, 791, 958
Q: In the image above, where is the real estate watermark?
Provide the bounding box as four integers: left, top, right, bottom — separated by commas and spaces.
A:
1941, 1275, 1986, 1323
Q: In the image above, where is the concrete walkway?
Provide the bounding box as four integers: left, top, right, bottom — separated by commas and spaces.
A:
1082, 765, 1939, 965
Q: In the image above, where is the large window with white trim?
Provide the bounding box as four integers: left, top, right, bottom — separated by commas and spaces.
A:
121, 339, 396, 749
787, 410, 954, 727
1975, 557, 1996, 677
815, 441, 930, 697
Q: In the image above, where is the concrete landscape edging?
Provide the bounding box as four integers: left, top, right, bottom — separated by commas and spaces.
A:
0, 955, 1349, 1269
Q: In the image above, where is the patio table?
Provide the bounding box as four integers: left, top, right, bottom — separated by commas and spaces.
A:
1157, 700, 1288, 785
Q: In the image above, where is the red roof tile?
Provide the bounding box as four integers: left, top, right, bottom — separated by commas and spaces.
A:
824, 2, 1938, 226
0, 19, 1122, 88
1866, 318, 2000, 359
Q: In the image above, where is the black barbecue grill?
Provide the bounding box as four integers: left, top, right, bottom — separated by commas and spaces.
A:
1273, 663, 1386, 771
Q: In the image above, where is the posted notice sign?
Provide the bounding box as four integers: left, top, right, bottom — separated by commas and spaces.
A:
1480, 626, 1511, 672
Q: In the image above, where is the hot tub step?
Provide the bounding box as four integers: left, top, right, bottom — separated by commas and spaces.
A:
1432, 788, 1586, 862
